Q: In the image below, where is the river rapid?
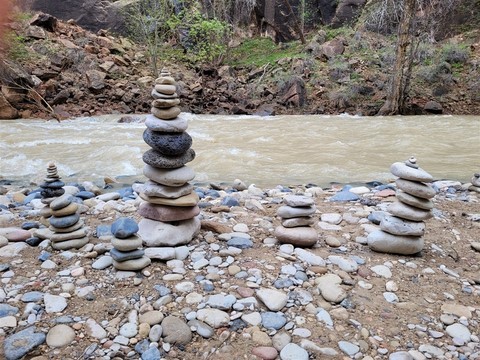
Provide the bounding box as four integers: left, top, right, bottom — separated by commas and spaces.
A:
0, 114, 478, 188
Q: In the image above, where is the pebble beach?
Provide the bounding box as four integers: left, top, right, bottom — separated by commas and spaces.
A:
0, 177, 479, 360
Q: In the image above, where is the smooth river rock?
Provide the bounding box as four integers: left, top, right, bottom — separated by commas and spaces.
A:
316, 274, 346, 303
380, 215, 426, 236
396, 190, 434, 210
276, 205, 316, 218
256, 288, 288, 311
111, 235, 143, 251
49, 213, 80, 228
46, 324, 76, 348
133, 180, 193, 199
139, 191, 199, 206
111, 217, 139, 239
388, 201, 433, 221
274, 226, 318, 247
161, 316, 192, 344
145, 114, 189, 133
138, 202, 200, 222
143, 164, 195, 186
4, 326, 46, 360
368, 230, 424, 255
112, 256, 151, 271
396, 178, 436, 199
143, 129, 192, 156
283, 195, 315, 207
143, 148, 195, 169
390, 162, 433, 182
151, 106, 181, 120
138, 217, 201, 247
51, 237, 89, 250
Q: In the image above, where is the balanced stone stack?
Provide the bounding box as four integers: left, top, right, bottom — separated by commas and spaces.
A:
135, 69, 201, 248
469, 173, 480, 193
368, 157, 435, 255
274, 195, 318, 247
40, 162, 65, 199
110, 217, 151, 271
49, 194, 88, 250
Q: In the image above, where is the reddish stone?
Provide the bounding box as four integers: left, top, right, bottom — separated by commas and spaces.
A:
376, 189, 396, 197
252, 346, 278, 360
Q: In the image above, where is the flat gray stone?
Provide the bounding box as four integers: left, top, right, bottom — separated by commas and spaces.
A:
368, 230, 424, 255
50, 194, 73, 211
196, 309, 230, 328
133, 180, 193, 199
44, 293, 68, 313
111, 235, 142, 251
137, 202, 200, 222
4, 327, 46, 360
283, 195, 315, 207
92, 255, 113, 270
256, 288, 288, 311
145, 115, 189, 133
277, 205, 316, 218
46, 324, 75, 348
338, 340, 359, 356
143, 164, 195, 186
445, 323, 471, 342
390, 162, 433, 182
281, 217, 314, 228
51, 237, 89, 250
112, 256, 151, 271
380, 215, 426, 236
388, 201, 433, 221
396, 179, 436, 199
280, 343, 309, 360
397, 190, 434, 210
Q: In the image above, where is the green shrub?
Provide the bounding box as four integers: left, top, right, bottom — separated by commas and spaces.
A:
440, 43, 469, 64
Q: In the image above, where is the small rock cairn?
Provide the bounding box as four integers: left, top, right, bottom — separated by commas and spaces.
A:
110, 217, 150, 271
368, 157, 435, 255
135, 69, 201, 249
469, 173, 480, 193
37, 162, 88, 250
274, 195, 318, 247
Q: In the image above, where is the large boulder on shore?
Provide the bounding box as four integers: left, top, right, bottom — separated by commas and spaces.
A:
0, 92, 19, 119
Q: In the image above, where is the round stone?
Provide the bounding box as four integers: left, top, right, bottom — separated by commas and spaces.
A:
396, 179, 436, 199
113, 256, 151, 271
133, 180, 193, 199
49, 219, 84, 233
390, 162, 433, 182
111, 235, 143, 251
143, 148, 196, 169
388, 201, 433, 221
111, 217, 139, 239
280, 343, 309, 360
51, 237, 89, 250
380, 215, 426, 236
138, 202, 200, 222
155, 76, 175, 85
50, 194, 73, 210
145, 114, 189, 133
143, 129, 192, 156
162, 316, 192, 344
50, 228, 87, 243
49, 213, 80, 229
151, 106, 181, 120
396, 191, 434, 210
368, 230, 424, 255
46, 324, 75, 348
151, 89, 178, 99
152, 97, 180, 108
143, 164, 195, 186
274, 226, 318, 247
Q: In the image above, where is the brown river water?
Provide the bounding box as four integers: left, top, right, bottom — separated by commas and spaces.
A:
1, 114, 479, 188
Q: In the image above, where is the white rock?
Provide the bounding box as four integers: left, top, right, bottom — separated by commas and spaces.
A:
294, 248, 325, 266
196, 308, 230, 328
280, 343, 309, 360
445, 323, 471, 342
46, 324, 76, 348
85, 318, 107, 339
370, 265, 392, 278
256, 288, 288, 311
44, 293, 68, 313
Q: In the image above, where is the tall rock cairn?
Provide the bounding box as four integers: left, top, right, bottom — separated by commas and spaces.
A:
368, 157, 435, 255
39, 162, 65, 224
469, 173, 480, 193
274, 195, 318, 247
135, 69, 201, 250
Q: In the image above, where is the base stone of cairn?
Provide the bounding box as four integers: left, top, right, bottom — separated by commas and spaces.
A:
368, 157, 435, 255
135, 69, 200, 249
469, 173, 480, 193
110, 217, 150, 271
274, 195, 318, 247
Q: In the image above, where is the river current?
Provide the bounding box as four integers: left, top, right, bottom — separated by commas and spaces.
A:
0, 114, 478, 188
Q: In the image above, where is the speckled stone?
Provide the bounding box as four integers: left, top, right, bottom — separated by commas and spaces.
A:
143, 148, 195, 169
143, 129, 192, 156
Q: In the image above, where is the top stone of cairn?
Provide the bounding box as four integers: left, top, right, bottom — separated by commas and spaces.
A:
390, 157, 433, 183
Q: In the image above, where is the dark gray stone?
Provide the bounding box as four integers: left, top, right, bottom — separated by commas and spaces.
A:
40, 188, 65, 198
49, 213, 80, 228
40, 180, 64, 189
4, 326, 46, 360
143, 148, 196, 169
329, 186, 360, 202
76, 191, 95, 199
21, 221, 40, 230
110, 248, 144, 262
227, 237, 253, 249
50, 194, 73, 210
143, 129, 192, 156
111, 217, 139, 239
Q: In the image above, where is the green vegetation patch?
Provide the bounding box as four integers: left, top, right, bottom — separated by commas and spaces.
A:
225, 38, 305, 67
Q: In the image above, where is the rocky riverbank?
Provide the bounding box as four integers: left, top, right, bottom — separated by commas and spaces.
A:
0, 177, 479, 360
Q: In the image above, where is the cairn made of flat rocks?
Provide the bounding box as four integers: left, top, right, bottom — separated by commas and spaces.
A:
368, 157, 435, 255
134, 69, 201, 249
274, 195, 318, 247
48, 193, 88, 250
39, 162, 65, 222
469, 173, 480, 193
110, 217, 151, 271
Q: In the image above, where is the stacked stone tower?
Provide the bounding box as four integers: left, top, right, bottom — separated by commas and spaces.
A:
135, 69, 201, 248
368, 157, 435, 255
469, 173, 480, 193
274, 195, 318, 247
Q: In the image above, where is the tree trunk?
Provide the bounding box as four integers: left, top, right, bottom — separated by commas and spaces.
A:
378, 0, 417, 116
